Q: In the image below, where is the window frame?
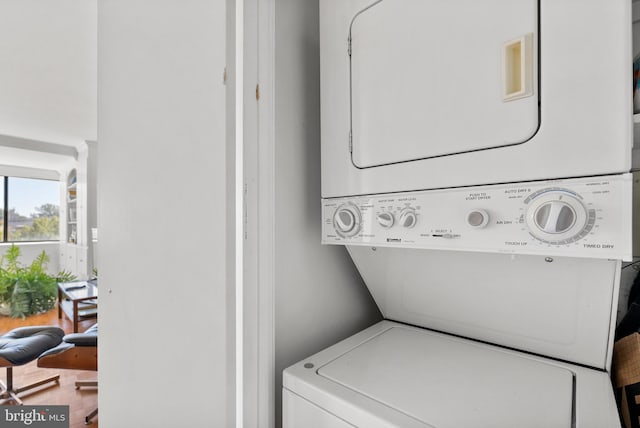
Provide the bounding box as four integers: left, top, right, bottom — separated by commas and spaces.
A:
1, 176, 61, 243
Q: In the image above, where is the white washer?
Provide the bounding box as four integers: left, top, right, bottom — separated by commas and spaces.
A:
284, 243, 624, 427
284, 321, 620, 428
287, 178, 628, 426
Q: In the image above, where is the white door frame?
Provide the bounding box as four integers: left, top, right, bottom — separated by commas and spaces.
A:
236, 0, 277, 426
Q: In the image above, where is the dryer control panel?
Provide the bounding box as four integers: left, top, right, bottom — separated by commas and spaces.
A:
322, 174, 632, 260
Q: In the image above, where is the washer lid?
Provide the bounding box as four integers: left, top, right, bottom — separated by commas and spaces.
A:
318, 326, 574, 428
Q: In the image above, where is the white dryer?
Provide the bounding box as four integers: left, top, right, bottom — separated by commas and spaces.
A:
320, 0, 632, 197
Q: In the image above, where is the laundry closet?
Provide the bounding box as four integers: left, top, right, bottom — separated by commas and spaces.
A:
93, 0, 640, 426
243, 0, 637, 427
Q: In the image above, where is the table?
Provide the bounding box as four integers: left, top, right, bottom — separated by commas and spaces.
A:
57, 280, 98, 333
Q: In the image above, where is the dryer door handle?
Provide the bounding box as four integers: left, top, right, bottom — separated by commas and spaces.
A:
503, 33, 534, 102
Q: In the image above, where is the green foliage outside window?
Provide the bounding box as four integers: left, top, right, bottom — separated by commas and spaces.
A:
0, 204, 59, 241
11, 215, 59, 241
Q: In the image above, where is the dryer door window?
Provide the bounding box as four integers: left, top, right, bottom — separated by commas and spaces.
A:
350, 0, 540, 168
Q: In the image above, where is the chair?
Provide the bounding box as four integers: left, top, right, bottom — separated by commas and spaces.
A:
0, 326, 65, 405
38, 324, 97, 424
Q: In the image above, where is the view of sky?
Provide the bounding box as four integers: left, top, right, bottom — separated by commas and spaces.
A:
0, 177, 60, 217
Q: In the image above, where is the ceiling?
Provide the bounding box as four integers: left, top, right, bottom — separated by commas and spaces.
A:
0, 0, 97, 171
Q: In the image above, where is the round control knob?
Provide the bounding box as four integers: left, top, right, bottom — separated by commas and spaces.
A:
533, 201, 576, 234
467, 209, 489, 229
333, 203, 361, 238
525, 189, 591, 245
398, 208, 417, 229
376, 212, 394, 229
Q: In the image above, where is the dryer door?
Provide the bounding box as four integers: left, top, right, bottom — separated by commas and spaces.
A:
350, 0, 539, 168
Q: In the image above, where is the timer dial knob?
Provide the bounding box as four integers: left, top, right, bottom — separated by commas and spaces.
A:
333, 203, 361, 238
525, 189, 592, 245
533, 201, 576, 234
376, 212, 394, 229
398, 208, 417, 229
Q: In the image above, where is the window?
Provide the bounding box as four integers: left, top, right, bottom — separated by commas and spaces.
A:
1, 177, 59, 242
0, 178, 3, 240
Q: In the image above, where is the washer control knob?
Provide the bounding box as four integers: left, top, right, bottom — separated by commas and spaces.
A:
376, 212, 394, 229
534, 201, 576, 234
525, 189, 592, 244
333, 203, 361, 238
467, 209, 489, 228
399, 208, 417, 229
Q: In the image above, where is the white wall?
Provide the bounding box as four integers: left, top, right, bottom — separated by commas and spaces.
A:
98, 1, 231, 426
0, 0, 96, 146
272, 0, 382, 426
226, 0, 237, 424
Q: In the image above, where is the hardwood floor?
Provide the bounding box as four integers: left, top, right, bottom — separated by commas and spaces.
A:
0, 307, 98, 427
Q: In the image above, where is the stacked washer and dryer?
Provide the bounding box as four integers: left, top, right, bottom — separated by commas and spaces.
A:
284, 1, 633, 427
